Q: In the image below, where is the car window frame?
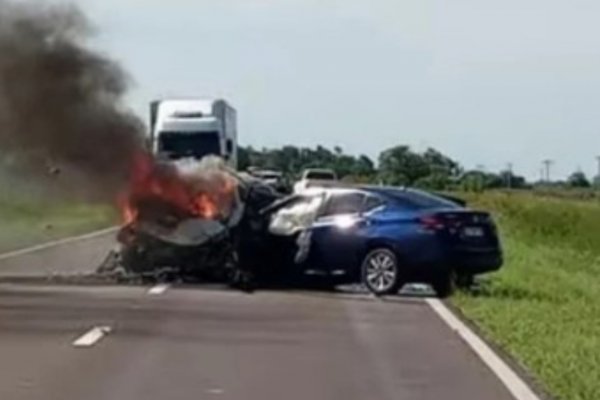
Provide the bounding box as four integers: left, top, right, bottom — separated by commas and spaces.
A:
362, 193, 386, 214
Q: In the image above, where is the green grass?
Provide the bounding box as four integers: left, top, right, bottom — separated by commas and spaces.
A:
453, 192, 600, 400
0, 194, 117, 253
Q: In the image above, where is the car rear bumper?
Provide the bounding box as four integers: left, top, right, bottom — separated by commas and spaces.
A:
404, 247, 503, 280
450, 249, 503, 275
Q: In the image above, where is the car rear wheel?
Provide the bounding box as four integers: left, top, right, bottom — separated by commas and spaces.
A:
362, 248, 402, 296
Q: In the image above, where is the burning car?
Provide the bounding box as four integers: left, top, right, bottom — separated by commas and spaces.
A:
100, 154, 281, 286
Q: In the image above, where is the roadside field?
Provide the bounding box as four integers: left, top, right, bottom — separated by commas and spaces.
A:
0, 194, 116, 253
453, 192, 600, 400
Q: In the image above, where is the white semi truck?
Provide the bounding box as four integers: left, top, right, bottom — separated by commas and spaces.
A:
149, 99, 238, 168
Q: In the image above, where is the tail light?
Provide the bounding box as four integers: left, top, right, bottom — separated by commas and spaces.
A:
419, 215, 445, 231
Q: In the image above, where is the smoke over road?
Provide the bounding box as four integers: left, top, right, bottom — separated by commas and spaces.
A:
0, 0, 242, 230
0, 0, 145, 199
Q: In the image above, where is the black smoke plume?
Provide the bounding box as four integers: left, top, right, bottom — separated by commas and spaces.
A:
0, 1, 145, 199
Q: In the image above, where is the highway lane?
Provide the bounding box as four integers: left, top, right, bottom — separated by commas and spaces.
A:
0, 229, 116, 278
0, 282, 515, 400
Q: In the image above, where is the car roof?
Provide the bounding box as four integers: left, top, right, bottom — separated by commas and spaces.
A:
299, 184, 465, 207
297, 183, 406, 195
358, 185, 422, 197
254, 170, 282, 176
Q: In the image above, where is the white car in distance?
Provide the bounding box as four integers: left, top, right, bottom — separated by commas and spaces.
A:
293, 169, 338, 194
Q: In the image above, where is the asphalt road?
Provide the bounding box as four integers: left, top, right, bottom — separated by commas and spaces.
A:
0, 235, 516, 400
0, 230, 116, 278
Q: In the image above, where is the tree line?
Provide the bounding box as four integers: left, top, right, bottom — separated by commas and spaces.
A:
238, 144, 596, 191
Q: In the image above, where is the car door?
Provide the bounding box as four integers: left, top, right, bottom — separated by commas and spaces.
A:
266, 192, 327, 268
307, 191, 368, 273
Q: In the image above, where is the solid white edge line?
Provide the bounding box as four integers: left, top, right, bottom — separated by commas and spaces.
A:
72, 326, 112, 348
148, 284, 170, 295
426, 298, 541, 400
0, 227, 117, 261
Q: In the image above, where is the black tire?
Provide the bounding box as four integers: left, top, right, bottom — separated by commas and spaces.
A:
361, 248, 402, 296
431, 270, 455, 298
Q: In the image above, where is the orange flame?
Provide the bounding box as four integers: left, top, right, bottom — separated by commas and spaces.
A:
119, 152, 236, 225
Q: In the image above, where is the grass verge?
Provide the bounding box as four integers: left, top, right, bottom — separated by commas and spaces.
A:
0, 195, 117, 253
453, 192, 600, 400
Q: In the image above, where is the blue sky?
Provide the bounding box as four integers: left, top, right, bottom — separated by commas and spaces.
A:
67, 0, 600, 179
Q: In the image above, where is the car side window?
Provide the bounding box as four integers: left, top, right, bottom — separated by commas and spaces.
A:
320, 192, 366, 217
363, 195, 385, 213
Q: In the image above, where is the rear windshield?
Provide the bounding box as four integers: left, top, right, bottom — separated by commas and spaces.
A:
383, 189, 462, 210
305, 171, 335, 180
260, 173, 281, 179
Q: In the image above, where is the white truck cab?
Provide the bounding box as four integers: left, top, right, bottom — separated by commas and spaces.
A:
149, 99, 237, 168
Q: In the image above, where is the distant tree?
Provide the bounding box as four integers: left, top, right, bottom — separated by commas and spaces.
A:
484, 173, 504, 189
236, 145, 377, 182
458, 170, 507, 192
378, 146, 430, 186
378, 145, 461, 189
237, 146, 251, 171
423, 148, 461, 177
355, 155, 376, 177
459, 171, 486, 192
567, 171, 591, 188
498, 170, 527, 189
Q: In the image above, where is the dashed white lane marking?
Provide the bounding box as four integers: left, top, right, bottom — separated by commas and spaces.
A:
426, 298, 541, 400
147, 284, 170, 295
72, 326, 112, 348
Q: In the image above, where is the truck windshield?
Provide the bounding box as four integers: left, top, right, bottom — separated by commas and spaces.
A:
158, 132, 220, 159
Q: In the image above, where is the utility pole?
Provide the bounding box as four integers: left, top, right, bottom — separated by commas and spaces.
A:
506, 162, 513, 188
542, 159, 553, 182
475, 164, 485, 191
595, 156, 600, 188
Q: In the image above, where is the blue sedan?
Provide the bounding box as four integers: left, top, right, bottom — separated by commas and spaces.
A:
265, 186, 503, 297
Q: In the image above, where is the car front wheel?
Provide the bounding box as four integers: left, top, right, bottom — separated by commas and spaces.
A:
361, 248, 402, 296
